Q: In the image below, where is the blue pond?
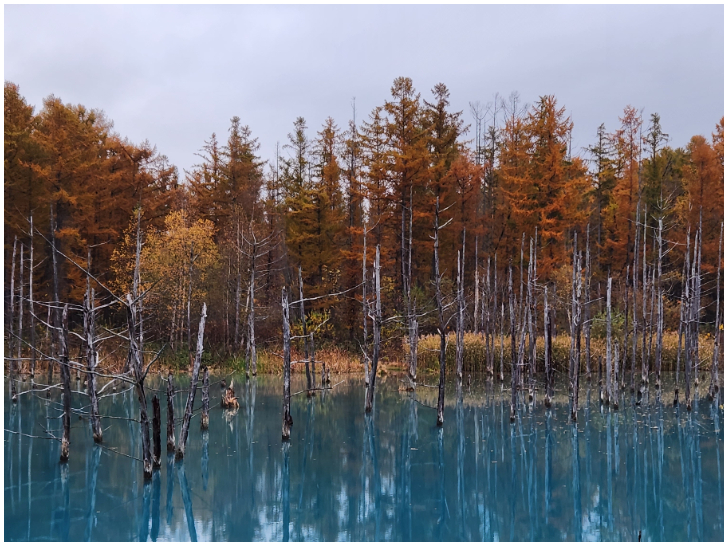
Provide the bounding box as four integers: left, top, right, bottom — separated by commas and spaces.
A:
3, 373, 724, 541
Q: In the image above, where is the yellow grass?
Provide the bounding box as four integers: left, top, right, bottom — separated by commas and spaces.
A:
406, 331, 717, 375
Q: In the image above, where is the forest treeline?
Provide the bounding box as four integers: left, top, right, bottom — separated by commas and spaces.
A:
4, 78, 724, 361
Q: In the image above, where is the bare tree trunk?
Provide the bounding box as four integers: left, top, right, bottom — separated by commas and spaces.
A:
152, 395, 161, 468
544, 286, 552, 408
248, 237, 258, 376
499, 301, 505, 383
298, 266, 312, 394
9, 236, 17, 402
50, 206, 62, 390
655, 218, 664, 388
709, 222, 723, 399
456, 241, 465, 383
176, 303, 207, 460
30, 216, 36, 381
282, 289, 293, 440
527, 238, 536, 402
187, 244, 194, 355
509, 265, 517, 422
433, 197, 447, 427
675, 230, 690, 406
309, 333, 317, 393
612, 342, 619, 410
585, 226, 592, 382
518, 234, 525, 390
84, 250, 102, 443
366, 246, 382, 414
59, 304, 71, 463
166, 375, 176, 452
17, 244, 24, 380
606, 276, 612, 406
201, 367, 210, 429
234, 220, 242, 351
693, 213, 703, 387
491, 255, 498, 378
362, 224, 370, 386
633, 207, 640, 395
572, 247, 583, 422
641, 208, 648, 390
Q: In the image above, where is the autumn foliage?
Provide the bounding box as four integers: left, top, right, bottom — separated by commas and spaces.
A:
4, 79, 723, 356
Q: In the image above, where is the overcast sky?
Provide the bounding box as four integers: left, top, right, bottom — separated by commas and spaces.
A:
5, 5, 724, 177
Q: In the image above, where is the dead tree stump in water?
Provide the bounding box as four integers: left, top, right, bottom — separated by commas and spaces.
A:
59, 304, 71, 462
177, 303, 207, 460
166, 374, 176, 452
282, 289, 293, 440
201, 367, 210, 430
152, 395, 161, 468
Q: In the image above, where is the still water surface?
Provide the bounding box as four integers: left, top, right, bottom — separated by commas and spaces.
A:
4, 374, 724, 541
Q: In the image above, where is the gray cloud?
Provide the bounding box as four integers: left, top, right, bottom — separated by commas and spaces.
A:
5, 5, 723, 176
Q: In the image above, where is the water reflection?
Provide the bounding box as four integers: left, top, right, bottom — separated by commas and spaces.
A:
3, 374, 725, 541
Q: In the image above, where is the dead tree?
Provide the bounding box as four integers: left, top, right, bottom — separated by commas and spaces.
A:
693, 214, 703, 387
29, 215, 37, 380
362, 223, 370, 385
152, 396, 161, 468
84, 249, 102, 443
365, 246, 382, 414
584, 226, 592, 382
299, 266, 312, 394
655, 218, 664, 388
59, 304, 71, 462
509, 264, 517, 421
527, 237, 537, 401
433, 197, 448, 427
455, 238, 466, 383
544, 286, 552, 408
282, 289, 293, 440
632, 207, 640, 395
709, 222, 723, 399
176, 302, 207, 459
641, 206, 649, 390
309, 332, 317, 394
491, 255, 499, 379
17, 244, 24, 380
9, 236, 18, 402
675, 230, 690, 406
605, 275, 613, 406
127, 210, 153, 476
499, 301, 505, 383
246, 242, 257, 377
166, 374, 176, 452
201, 367, 210, 430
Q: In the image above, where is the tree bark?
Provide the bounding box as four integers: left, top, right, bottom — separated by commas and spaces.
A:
59, 304, 71, 462
509, 265, 517, 421
201, 367, 210, 429
365, 246, 382, 414
152, 395, 161, 468
9, 236, 17, 402
299, 266, 312, 394
84, 278, 102, 442
544, 286, 552, 408
709, 222, 723, 399
176, 302, 207, 459
166, 374, 176, 452
606, 276, 612, 406
282, 289, 293, 440
362, 224, 370, 386
29, 216, 37, 381
433, 197, 446, 427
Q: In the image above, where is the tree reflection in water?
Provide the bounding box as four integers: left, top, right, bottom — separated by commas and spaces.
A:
2, 373, 724, 541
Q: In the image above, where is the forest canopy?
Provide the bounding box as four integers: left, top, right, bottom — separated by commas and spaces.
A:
4, 78, 724, 355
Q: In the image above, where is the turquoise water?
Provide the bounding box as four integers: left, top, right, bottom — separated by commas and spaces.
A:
4, 373, 724, 541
